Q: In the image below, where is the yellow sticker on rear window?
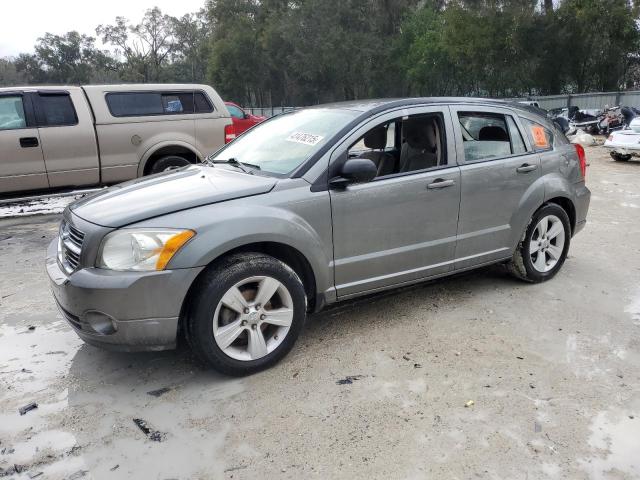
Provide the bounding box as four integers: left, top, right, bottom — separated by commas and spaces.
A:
531, 125, 549, 148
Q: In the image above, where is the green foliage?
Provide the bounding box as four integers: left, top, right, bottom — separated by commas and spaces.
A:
1, 0, 639, 103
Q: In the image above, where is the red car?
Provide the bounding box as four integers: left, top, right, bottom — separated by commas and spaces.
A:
224, 102, 266, 142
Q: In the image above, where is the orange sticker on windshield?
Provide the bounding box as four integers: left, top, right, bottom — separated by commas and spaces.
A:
531, 125, 548, 148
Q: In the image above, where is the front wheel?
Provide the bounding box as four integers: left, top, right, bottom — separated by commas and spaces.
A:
508, 204, 571, 283
186, 253, 306, 376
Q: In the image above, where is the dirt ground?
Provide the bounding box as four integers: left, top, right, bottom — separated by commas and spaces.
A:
1, 145, 639, 480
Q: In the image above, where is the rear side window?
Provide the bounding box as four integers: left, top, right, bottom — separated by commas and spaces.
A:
227, 104, 245, 119
107, 91, 214, 117
0, 96, 27, 130
37, 94, 77, 127
458, 112, 526, 161
522, 119, 554, 151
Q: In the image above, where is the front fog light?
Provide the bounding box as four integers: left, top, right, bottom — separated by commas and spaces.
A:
98, 229, 195, 271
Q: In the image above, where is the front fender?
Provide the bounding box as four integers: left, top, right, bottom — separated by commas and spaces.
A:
135, 200, 333, 299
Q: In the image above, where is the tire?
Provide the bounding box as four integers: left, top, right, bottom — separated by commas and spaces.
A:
507, 204, 571, 283
186, 253, 307, 376
148, 155, 191, 174
610, 152, 631, 162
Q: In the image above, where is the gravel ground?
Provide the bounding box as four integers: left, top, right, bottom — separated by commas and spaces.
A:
1, 145, 639, 479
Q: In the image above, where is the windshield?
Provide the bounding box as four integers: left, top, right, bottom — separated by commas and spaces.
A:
211, 108, 358, 175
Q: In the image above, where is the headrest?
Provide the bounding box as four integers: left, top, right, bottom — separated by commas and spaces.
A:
404, 118, 437, 151
363, 126, 387, 150
478, 126, 509, 142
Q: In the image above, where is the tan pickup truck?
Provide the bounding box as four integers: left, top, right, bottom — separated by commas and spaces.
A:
0, 84, 232, 194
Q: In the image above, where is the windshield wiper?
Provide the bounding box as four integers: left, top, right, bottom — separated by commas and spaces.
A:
206, 157, 260, 174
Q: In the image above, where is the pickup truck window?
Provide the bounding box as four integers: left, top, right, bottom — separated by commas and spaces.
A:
37, 93, 78, 127
107, 91, 214, 117
0, 96, 27, 130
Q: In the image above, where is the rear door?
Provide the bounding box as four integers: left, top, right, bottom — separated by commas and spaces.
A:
0, 92, 48, 194
450, 106, 543, 270
33, 90, 100, 188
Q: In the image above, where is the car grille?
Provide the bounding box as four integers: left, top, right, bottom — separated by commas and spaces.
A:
58, 219, 85, 274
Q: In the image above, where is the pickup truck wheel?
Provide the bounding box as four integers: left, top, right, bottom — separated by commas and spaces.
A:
508, 204, 571, 283
610, 152, 631, 162
148, 155, 190, 174
186, 253, 306, 376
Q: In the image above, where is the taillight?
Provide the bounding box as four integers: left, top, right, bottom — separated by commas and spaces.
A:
224, 124, 236, 144
574, 144, 587, 178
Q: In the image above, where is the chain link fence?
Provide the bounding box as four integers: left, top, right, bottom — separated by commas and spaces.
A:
243, 106, 300, 118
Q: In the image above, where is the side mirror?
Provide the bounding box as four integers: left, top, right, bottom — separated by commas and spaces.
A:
329, 158, 377, 189
243, 112, 250, 119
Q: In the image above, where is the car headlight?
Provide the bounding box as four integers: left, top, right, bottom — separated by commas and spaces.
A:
97, 229, 195, 271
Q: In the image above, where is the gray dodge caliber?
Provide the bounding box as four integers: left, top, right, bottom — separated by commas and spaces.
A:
46, 98, 591, 375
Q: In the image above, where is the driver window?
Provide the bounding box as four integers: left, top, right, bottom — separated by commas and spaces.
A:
347, 113, 446, 178
0, 96, 27, 130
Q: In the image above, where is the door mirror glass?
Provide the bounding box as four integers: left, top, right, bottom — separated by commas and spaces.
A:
330, 158, 377, 188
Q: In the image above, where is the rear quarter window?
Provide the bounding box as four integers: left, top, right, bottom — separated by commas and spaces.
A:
522, 118, 554, 152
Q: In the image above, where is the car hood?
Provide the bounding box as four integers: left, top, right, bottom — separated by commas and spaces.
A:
70, 166, 277, 228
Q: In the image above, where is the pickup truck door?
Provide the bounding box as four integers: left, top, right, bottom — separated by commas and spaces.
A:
33, 90, 100, 188
0, 92, 48, 194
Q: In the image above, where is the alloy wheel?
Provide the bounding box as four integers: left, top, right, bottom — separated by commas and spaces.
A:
529, 214, 565, 273
212, 276, 294, 361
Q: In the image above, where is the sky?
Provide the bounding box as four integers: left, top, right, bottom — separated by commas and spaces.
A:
0, 0, 206, 58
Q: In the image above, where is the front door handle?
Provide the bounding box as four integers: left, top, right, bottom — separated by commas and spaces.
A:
427, 179, 455, 189
516, 163, 537, 173
19, 137, 39, 148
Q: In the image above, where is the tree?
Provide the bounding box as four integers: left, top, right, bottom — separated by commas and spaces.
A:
0, 58, 25, 86
34, 31, 113, 84
171, 11, 210, 82
557, 0, 640, 92
97, 7, 177, 82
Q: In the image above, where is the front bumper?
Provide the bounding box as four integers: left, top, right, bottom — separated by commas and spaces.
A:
46, 239, 204, 352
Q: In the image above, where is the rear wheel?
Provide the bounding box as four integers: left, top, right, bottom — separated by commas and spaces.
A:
508, 204, 571, 283
186, 253, 306, 376
610, 152, 631, 162
148, 155, 191, 174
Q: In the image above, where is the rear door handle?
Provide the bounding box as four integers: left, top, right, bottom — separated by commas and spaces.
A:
427, 179, 455, 189
516, 163, 537, 173
19, 137, 39, 148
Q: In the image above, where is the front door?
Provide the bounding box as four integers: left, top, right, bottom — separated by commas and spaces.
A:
0, 93, 48, 194
226, 104, 254, 135
450, 106, 543, 270
329, 106, 461, 298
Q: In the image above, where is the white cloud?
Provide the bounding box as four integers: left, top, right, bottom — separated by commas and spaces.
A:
0, 0, 206, 58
